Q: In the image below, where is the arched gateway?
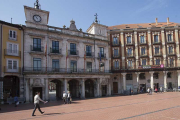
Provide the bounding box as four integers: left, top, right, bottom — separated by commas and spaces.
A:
49, 79, 62, 101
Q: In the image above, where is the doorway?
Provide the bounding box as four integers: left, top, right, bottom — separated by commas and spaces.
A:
33, 87, 42, 101
113, 82, 118, 94
102, 85, 107, 96
68, 80, 79, 98
140, 84, 146, 93
85, 79, 94, 98
154, 83, 159, 91
49, 80, 62, 101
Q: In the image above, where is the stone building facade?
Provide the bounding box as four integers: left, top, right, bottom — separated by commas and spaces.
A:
23, 3, 111, 102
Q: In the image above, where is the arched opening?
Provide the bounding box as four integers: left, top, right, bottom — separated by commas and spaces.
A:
49, 79, 62, 101
85, 79, 94, 98
68, 80, 79, 98
3, 76, 19, 102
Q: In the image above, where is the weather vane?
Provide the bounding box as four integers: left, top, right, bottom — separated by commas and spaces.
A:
94, 13, 98, 23
34, 0, 41, 9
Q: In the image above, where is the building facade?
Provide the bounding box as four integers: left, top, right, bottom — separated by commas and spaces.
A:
23, 2, 111, 102
0, 21, 24, 102
109, 18, 180, 94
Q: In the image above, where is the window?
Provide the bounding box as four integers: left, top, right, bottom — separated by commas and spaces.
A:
169, 58, 174, 67
140, 36, 145, 43
127, 48, 132, 56
167, 72, 172, 78
70, 43, 77, 55
7, 43, 18, 55
100, 47, 104, 57
114, 61, 119, 69
155, 47, 159, 54
9, 30, 17, 40
52, 41, 59, 53
126, 74, 132, 80
127, 36, 131, 43
113, 37, 118, 45
114, 49, 118, 57
100, 62, 105, 72
128, 60, 132, 68
156, 59, 160, 65
168, 34, 172, 42
87, 62, 92, 72
154, 35, 158, 43
52, 59, 59, 71
86, 46, 92, 56
139, 73, 145, 79
169, 46, 173, 54
33, 38, 41, 51
141, 47, 146, 55
33, 58, 41, 71
70, 60, 77, 72
7, 59, 18, 71
153, 73, 159, 79
142, 59, 146, 65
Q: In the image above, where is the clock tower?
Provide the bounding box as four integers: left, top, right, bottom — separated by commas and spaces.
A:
24, 0, 49, 29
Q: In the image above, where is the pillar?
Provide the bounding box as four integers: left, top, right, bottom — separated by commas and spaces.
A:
177, 70, 180, 88
25, 79, 29, 103
108, 79, 111, 96
149, 71, 154, 90
81, 79, 85, 99
97, 79, 100, 97
45, 78, 49, 100
64, 79, 67, 93
118, 76, 121, 94
99, 78, 102, 97
163, 71, 167, 91
135, 72, 140, 89
41, 78, 45, 100
121, 73, 127, 91
30, 78, 33, 102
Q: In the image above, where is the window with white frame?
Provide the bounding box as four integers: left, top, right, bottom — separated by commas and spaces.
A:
168, 34, 172, 42
140, 36, 145, 43
155, 59, 160, 65
127, 48, 132, 56
7, 43, 18, 55
114, 61, 119, 69
169, 46, 173, 54
154, 35, 158, 43
142, 59, 146, 65
155, 47, 159, 55
127, 36, 131, 43
7, 59, 18, 72
128, 60, 133, 68
9, 30, 17, 40
141, 47, 146, 55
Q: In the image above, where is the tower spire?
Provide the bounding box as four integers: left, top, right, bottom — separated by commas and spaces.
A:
94, 13, 98, 23
34, 0, 41, 9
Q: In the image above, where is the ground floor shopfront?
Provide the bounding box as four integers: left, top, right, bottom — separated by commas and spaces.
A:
25, 74, 111, 102
110, 70, 180, 94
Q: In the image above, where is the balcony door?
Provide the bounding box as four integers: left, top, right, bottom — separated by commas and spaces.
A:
52, 41, 59, 53
33, 38, 41, 51
86, 46, 92, 56
52, 59, 59, 71
33, 58, 41, 71
87, 62, 92, 72
70, 43, 76, 55
100, 47, 104, 57
71, 61, 77, 72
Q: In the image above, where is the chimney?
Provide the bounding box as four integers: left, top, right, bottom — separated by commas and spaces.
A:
155, 18, 158, 25
167, 17, 169, 25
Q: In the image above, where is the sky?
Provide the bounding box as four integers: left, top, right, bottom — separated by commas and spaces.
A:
0, 0, 180, 32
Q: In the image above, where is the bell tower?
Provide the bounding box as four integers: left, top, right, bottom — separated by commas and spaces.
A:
24, 0, 50, 28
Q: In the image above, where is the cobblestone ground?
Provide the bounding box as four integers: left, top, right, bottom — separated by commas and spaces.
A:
0, 92, 180, 120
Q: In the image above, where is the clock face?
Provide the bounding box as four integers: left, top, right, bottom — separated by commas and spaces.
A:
33, 15, 41, 22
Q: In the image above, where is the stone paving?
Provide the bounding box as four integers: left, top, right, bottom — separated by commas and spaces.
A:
0, 92, 180, 120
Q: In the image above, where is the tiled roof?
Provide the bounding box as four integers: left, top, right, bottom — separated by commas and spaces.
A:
108, 22, 179, 30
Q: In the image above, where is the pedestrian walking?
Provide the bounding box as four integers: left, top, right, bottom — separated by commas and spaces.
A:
155, 88, 158, 93
62, 91, 67, 104
147, 88, 150, 95
67, 91, 71, 104
14, 95, 18, 107
160, 87, 163, 93
32, 92, 47, 116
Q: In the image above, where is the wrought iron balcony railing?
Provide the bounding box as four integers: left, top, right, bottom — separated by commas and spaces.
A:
30, 45, 44, 52
50, 48, 62, 54
68, 50, 79, 56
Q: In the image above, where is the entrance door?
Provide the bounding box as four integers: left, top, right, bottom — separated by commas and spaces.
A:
85, 80, 94, 98
140, 84, 146, 93
102, 85, 107, 96
154, 83, 159, 91
113, 82, 118, 94
167, 82, 173, 89
33, 87, 42, 101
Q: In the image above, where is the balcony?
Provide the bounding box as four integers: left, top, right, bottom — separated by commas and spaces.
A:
126, 54, 134, 58
112, 55, 120, 59
140, 54, 148, 58
49, 48, 62, 56
113, 67, 120, 70
29, 45, 44, 55
167, 40, 175, 44
23, 67, 111, 74
4, 66, 21, 73
127, 66, 134, 69
8, 34, 17, 41
126, 42, 134, 46
112, 41, 120, 46
168, 52, 176, 56
153, 41, 161, 45
4, 49, 21, 57
86, 52, 95, 58
68, 50, 79, 57
97, 53, 106, 59
154, 52, 162, 57
139, 42, 147, 45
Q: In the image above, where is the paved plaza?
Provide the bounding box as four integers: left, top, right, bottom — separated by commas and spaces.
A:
0, 92, 180, 120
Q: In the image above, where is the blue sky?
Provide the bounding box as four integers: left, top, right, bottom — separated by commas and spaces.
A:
0, 0, 179, 32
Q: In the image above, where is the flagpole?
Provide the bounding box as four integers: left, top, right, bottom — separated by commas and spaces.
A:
45, 42, 47, 72
66, 43, 67, 72
84, 46, 86, 72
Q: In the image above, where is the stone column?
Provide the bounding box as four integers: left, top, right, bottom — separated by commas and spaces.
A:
45, 78, 49, 100
135, 72, 140, 89
41, 78, 45, 100
99, 78, 102, 97
118, 76, 121, 94
163, 71, 167, 91
81, 79, 85, 99
108, 79, 111, 96
149, 71, 154, 90
96, 79, 100, 97
25, 79, 29, 103
121, 73, 127, 91
177, 70, 180, 88
64, 79, 67, 93
30, 78, 33, 102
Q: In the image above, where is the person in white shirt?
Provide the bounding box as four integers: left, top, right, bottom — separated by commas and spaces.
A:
32, 92, 47, 116
67, 91, 71, 104
62, 91, 67, 104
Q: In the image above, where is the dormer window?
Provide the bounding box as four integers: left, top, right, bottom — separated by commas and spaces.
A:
127, 36, 131, 44
168, 34, 172, 42
140, 36, 145, 43
154, 35, 158, 43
